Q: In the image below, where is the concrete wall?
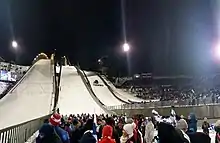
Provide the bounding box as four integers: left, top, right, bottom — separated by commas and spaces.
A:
112, 104, 220, 119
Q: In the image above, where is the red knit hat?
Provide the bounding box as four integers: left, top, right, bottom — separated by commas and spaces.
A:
102, 125, 113, 137
49, 113, 61, 126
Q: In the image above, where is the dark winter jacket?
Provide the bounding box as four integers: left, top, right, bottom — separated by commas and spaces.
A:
215, 126, 220, 143
54, 126, 70, 143
36, 123, 62, 143
202, 121, 210, 134
71, 127, 81, 143
187, 113, 197, 133
188, 132, 211, 143
79, 131, 96, 143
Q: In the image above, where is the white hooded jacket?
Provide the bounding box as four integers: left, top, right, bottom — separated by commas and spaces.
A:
144, 121, 154, 143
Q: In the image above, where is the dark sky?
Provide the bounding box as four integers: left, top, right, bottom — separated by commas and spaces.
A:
0, 0, 218, 76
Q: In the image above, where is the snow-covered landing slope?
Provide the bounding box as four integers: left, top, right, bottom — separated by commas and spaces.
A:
0, 59, 54, 130
58, 66, 105, 115
101, 76, 145, 103
85, 72, 123, 106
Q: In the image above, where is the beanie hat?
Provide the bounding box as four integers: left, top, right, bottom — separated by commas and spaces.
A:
126, 118, 134, 124
49, 113, 61, 126
102, 125, 113, 137
176, 119, 188, 130
123, 124, 135, 138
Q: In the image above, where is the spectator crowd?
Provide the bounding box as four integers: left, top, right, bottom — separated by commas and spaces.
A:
119, 75, 220, 104
36, 109, 220, 143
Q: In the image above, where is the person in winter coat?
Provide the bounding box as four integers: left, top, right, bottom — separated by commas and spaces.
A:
176, 119, 191, 143
49, 113, 70, 143
97, 119, 106, 140
187, 113, 197, 133
202, 117, 210, 135
99, 125, 116, 143
120, 123, 136, 143
158, 121, 189, 143
115, 122, 123, 138
215, 120, 220, 143
36, 123, 62, 143
144, 117, 154, 143
132, 120, 143, 143
71, 119, 82, 143
106, 117, 120, 143
79, 119, 96, 143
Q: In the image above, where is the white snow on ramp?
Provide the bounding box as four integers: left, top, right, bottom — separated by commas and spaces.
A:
58, 66, 105, 115
0, 60, 54, 130
87, 74, 123, 106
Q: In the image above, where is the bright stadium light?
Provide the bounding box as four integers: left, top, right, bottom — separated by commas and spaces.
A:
214, 43, 220, 60
123, 43, 130, 52
12, 40, 18, 49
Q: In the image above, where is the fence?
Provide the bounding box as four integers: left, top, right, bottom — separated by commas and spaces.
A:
107, 97, 218, 110
0, 115, 50, 143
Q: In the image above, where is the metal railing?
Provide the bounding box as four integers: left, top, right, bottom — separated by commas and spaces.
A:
107, 97, 218, 110
0, 55, 59, 143
0, 115, 50, 143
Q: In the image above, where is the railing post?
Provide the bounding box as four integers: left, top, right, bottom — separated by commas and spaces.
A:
24, 128, 27, 141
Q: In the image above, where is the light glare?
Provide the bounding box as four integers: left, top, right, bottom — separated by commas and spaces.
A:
12, 40, 18, 48
123, 43, 130, 52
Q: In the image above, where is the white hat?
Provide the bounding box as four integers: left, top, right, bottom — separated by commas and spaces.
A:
123, 124, 135, 138
176, 119, 188, 130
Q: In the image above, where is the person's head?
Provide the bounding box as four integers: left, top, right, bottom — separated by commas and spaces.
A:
180, 115, 184, 119
101, 120, 106, 126
147, 117, 152, 122
84, 119, 93, 131
122, 123, 135, 139
118, 122, 123, 129
49, 113, 61, 126
126, 118, 134, 124
97, 119, 102, 125
204, 117, 207, 122
176, 119, 188, 132
188, 113, 196, 121
72, 118, 79, 126
102, 125, 113, 138
106, 117, 115, 127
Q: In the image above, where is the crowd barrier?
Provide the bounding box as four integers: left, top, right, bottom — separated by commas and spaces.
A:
0, 115, 50, 143
0, 55, 59, 143
107, 97, 217, 110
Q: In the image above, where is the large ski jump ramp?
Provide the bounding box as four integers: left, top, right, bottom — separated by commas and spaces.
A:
85, 72, 123, 106
58, 66, 105, 115
0, 60, 54, 130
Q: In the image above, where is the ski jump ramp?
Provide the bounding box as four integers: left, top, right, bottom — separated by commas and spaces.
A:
58, 66, 106, 115
0, 59, 54, 130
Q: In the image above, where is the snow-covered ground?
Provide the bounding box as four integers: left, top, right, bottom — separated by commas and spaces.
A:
86, 74, 123, 106
58, 66, 105, 115
0, 59, 54, 130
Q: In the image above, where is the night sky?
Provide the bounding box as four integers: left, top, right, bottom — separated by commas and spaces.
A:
0, 0, 218, 76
